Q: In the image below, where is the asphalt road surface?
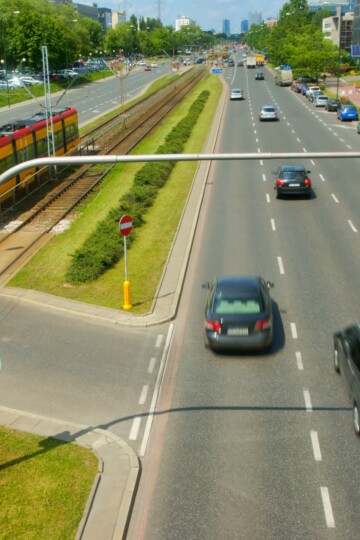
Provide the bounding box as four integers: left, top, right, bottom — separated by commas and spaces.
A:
0, 63, 171, 126
127, 62, 360, 539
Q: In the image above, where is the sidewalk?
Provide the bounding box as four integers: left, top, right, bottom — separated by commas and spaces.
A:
324, 74, 360, 108
0, 72, 228, 539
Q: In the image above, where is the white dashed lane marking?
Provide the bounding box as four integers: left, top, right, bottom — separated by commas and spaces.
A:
321, 487, 335, 528
303, 389, 313, 412
311, 431, 322, 461
290, 322, 298, 339
296, 351, 303, 370
277, 256, 285, 275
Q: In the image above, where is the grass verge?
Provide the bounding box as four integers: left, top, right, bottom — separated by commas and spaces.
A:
8, 73, 222, 314
0, 427, 98, 540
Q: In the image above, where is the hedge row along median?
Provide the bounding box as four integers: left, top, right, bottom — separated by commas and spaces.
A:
66, 89, 210, 283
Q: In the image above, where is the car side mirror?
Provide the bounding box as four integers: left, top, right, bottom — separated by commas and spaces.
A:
266, 281, 274, 289
307, 170, 311, 174
202, 282, 211, 290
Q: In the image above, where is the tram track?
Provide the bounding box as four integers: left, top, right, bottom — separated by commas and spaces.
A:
0, 66, 208, 284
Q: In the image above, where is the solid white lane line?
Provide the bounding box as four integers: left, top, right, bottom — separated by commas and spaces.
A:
277, 256, 285, 275
311, 430, 322, 461
303, 389, 313, 412
140, 323, 174, 456
290, 322, 298, 339
155, 334, 163, 348
262, 173, 266, 182
321, 487, 335, 528
148, 357, 156, 373
129, 417, 141, 440
348, 220, 357, 232
271, 219, 276, 231
296, 351, 303, 370
266, 194, 271, 203
331, 194, 339, 203
139, 385, 149, 405
319, 174, 325, 182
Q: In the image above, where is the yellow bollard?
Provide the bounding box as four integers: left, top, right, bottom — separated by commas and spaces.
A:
123, 280, 132, 310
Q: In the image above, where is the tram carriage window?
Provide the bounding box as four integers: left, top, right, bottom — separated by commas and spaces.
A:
17, 144, 35, 164
0, 155, 15, 175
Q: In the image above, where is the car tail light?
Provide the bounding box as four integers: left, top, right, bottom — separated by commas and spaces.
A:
277, 179, 285, 186
305, 178, 311, 186
205, 319, 221, 333
254, 319, 272, 332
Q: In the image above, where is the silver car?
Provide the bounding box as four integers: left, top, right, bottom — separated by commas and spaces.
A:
314, 94, 328, 107
230, 88, 244, 100
259, 105, 278, 121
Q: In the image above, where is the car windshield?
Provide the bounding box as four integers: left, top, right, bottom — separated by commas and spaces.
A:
214, 297, 261, 315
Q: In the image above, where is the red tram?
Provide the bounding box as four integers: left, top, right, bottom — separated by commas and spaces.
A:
0, 107, 80, 207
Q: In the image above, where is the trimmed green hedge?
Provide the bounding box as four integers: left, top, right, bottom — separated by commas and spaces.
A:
66, 90, 210, 283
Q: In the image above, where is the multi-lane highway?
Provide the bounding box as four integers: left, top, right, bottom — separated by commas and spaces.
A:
127, 63, 360, 539
0, 63, 170, 126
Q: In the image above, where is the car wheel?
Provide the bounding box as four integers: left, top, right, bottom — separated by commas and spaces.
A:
333, 346, 340, 372
276, 190, 281, 200
353, 403, 360, 436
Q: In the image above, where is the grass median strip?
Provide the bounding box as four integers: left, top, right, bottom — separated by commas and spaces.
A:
9, 74, 222, 313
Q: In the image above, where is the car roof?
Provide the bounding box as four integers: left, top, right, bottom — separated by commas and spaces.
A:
214, 275, 262, 295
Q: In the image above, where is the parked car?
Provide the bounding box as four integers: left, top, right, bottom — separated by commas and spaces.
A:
273, 165, 312, 199
308, 90, 322, 103
144, 65, 152, 71
325, 98, 341, 112
290, 79, 301, 91
203, 275, 274, 352
255, 71, 264, 80
314, 94, 328, 107
300, 83, 309, 96
306, 86, 321, 100
19, 76, 42, 86
333, 323, 360, 436
337, 104, 359, 121
230, 88, 244, 100
259, 105, 278, 121
0, 80, 17, 90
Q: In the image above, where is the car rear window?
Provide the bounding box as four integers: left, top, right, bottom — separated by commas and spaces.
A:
282, 171, 305, 179
215, 298, 261, 315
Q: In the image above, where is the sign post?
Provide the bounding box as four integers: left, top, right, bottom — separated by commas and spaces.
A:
119, 214, 133, 310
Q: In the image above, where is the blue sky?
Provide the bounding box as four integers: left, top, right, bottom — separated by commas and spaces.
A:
98, 0, 286, 33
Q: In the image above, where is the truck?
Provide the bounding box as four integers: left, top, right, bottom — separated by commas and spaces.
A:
246, 57, 256, 69
275, 69, 293, 87
255, 54, 265, 66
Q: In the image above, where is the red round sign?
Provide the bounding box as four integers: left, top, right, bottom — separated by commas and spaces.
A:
119, 214, 133, 236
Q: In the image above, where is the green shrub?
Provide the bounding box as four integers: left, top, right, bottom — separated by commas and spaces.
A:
66, 90, 210, 283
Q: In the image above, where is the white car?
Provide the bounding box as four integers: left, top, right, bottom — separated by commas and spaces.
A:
306, 86, 320, 100
230, 88, 244, 100
150, 63, 158, 68
20, 76, 42, 86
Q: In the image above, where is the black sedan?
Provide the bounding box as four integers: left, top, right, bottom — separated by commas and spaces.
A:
273, 165, 312, 199
333, 323, 360, 436
325, 98, 341, 112
255, 71, 264, 80
203, 275, 274, 352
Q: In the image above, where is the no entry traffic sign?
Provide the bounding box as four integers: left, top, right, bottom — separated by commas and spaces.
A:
119, 214, 133, 236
